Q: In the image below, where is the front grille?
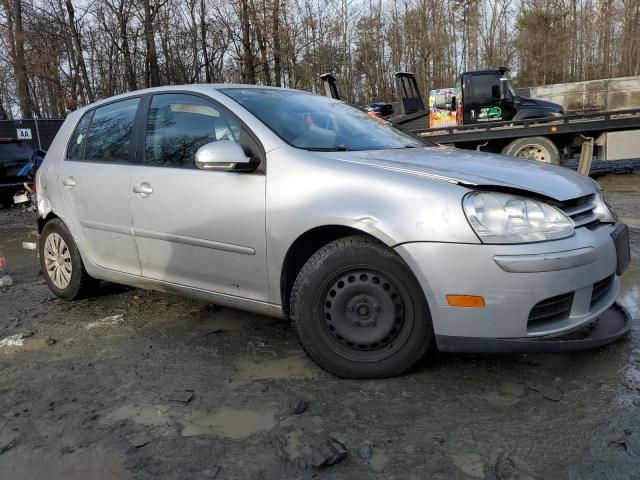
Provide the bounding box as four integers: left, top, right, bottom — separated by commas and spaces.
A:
590, 275, 614, 307
528, 291, 574, 328
556, 194, 601, 228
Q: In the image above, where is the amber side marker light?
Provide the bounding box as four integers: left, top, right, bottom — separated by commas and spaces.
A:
447, 295, 486, 308
550, 126, 558, 133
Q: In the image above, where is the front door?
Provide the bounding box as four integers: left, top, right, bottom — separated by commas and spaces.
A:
59, 98, 141, 276
464, 73, 515, 124
128, 93, 268, 300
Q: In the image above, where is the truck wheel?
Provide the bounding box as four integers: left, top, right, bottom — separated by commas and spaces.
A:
502, 137, 560, 164
39, 218, 99, 300
290, 235, 434, 379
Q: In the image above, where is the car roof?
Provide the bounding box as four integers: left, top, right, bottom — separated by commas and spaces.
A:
82, 84, 313, 113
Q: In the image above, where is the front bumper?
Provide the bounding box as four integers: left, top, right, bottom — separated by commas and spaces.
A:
436, 303, 630, 353
396, 222, 628, 348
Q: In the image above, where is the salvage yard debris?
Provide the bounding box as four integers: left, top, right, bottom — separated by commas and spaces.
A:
0, 332, 32, 347
84, 314, 124, 329
308, 437, 348, 469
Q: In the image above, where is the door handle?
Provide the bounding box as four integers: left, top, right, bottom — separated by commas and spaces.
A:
133, 183, 153, 196
63, 177, 76, 187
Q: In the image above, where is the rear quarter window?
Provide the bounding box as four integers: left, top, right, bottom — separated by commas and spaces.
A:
66, 112, 93, 160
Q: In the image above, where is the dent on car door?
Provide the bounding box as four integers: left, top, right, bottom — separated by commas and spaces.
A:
128, 93, 268, 300
59, 98, 142, 275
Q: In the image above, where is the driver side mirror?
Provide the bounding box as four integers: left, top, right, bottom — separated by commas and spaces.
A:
195, 140, 256, 172
450, 95, 457, 112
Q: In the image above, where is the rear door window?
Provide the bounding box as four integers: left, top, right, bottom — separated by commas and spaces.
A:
83, 98, 140, 163
143, 93, 247, 168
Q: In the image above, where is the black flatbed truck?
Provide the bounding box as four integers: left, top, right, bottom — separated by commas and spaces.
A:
320, 72, 640, 172
406, 108, 640, 172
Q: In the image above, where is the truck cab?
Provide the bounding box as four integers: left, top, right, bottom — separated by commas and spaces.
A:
454, 67, 564, 125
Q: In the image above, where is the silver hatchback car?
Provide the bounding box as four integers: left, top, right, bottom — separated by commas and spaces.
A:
36, 85, 630, 378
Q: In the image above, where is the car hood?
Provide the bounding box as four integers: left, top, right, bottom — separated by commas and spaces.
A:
321, 146, 597, 202
515, 96, 564, 113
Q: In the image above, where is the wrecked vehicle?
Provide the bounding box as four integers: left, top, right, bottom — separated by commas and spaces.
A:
0, 138, 37, 206
35, 85, 630, 378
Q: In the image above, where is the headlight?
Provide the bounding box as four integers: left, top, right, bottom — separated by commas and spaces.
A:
593, 192, 617, 223
549, 111, 563, 117
463, 192, 574, 243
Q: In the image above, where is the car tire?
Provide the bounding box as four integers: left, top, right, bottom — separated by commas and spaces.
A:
290, 235, 434, 378
502, 136, 560, 164
39, 218, 99, 300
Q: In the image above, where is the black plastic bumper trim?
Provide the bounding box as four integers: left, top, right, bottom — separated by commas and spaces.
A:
436, 303, 631, 353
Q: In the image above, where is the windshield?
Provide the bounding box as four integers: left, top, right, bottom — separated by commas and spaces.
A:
220, 88, 426, 151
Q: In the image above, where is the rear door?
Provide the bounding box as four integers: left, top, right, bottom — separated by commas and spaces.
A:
59, 98, 141, 275
128, 92, 268, 300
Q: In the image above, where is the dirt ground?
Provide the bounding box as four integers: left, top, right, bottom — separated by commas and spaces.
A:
1, 175, 640, 480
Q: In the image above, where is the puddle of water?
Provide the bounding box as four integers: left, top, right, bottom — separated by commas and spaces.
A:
370, 447, 389, 472
235, 354, 319, 381
619, 261, 640, 318
0, 223, 38, 274
105, 403, 173, 427
179, 407, 277, 439
479, 381, 525, 407
0, 445, 132, 480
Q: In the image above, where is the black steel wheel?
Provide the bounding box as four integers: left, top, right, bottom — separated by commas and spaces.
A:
290, 235, 434, 378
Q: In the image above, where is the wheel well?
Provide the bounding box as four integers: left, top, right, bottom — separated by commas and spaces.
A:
37, 212, 59, 233
280, 225, 378, 317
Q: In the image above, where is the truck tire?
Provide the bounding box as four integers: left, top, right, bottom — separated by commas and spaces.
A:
39, 218, 99, 300
502, 137, 560, 164
290, 235, 434, 379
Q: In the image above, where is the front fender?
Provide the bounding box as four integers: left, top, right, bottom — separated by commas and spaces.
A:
265, 146, 479, 303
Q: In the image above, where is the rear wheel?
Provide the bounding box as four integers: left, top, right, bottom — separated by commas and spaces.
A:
502, 136, 560, 164
290, 235, 433, 378
39, 219, 99, 299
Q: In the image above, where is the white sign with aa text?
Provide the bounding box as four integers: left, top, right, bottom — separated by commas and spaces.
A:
16, 128, 32, 140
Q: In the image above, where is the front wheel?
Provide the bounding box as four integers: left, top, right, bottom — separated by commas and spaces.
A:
290, 235, 434, 378
39, 218, 99, 299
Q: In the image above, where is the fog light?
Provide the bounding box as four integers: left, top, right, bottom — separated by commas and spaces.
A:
447, 295, 486, 308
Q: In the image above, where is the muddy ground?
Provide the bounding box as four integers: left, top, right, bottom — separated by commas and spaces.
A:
1, 175, 640, 480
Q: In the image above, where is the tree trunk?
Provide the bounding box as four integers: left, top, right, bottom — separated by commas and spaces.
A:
65, 0, 95, 103
200, 0, 211, 82
273, 0, 282, 87
240, 0, 255, 83
2, 0, 33, 117
143, 0, 161, 87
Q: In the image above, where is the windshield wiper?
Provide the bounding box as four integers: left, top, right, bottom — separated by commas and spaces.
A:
306, 146, 350, 152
